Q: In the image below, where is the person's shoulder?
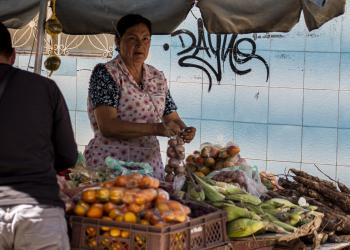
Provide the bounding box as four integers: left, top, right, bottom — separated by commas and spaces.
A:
144, 63, 165, 79
92, 62, 107, 72
15, 68, 56, 87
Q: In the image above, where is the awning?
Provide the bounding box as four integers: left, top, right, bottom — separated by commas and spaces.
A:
197, 0, 346, 34
0, 0, 345, 35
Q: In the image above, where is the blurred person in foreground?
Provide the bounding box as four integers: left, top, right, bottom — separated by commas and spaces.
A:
0, 22, 78, 249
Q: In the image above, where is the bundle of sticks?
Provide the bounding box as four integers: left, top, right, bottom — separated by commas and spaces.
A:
265, 167, 350, 243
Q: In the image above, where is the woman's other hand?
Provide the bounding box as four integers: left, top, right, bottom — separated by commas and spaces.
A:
180, 127, 196, 143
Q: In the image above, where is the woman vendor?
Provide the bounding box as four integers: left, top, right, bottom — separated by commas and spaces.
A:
84, 14, 196, 179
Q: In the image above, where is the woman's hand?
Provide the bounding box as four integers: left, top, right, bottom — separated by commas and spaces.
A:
160, 120, 182, 137
180, 127, 196, 143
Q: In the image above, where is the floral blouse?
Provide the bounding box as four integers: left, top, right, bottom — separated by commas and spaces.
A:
89, 64, 177, 115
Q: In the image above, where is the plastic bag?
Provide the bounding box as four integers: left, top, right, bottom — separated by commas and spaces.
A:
207, 166, 267, 197
104, 156, 153, 177
173, 174, 186, 191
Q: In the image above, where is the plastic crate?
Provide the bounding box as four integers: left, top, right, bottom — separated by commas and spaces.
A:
70, 201, 228, 250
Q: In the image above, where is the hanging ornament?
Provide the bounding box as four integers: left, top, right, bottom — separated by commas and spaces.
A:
44, 54, 61, 72
44, 0, 62, 76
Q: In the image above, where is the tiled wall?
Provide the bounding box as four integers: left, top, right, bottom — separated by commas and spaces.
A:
15, 5, 350, 184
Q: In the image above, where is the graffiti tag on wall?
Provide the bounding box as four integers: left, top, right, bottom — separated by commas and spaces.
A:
164, 18, 269, 91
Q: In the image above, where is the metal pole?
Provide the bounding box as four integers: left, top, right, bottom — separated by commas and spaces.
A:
34, 0, 49, 74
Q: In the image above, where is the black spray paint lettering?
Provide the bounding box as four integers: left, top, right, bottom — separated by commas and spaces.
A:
164, 18, 270, 92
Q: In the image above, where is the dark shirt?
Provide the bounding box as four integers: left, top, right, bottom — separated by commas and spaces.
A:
89, 64, 178, 114
0, 64, 78, 208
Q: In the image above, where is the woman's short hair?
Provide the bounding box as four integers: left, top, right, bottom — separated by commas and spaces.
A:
0, 22, 13, 57
116, 14, 152, 38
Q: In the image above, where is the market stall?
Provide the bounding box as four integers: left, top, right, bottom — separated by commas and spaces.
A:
1, 1, 349, 249
58, 139, 350, 250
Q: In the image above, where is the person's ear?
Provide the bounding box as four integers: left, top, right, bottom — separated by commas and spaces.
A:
9, 48, 16, 65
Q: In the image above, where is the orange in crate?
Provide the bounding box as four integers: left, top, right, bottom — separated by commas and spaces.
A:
86, 204, 103, 219
114, 175, 128, 187
96, 187, 110, 202
74, 201, 90, 217
109, 208, 122, 219
123, 212, 137, 223
103, 202, 117, 214
85, 226, 96, 237
115, 214, 124, 222
121, 230, 130, 238
109, 187, 125, 204
109, 228, 121, 237
87, 238, 97, 249
101, 216, 113, 231
128, 203, 144, 213
81, 189, 97, 204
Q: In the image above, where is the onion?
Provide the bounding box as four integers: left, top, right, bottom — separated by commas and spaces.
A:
174, 165, 186, 175
168, 138, 178, 147
175, 145, 185, 153
176, 137, 184, 145
168, 158, 180, 168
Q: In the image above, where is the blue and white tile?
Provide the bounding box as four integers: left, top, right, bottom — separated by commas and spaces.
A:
304, 52, 340, 90
303, 89, 338, 127
201, 50, 236, 85
340, 53, 350, 90
302, 127, 337, 165
266, 161, 301, 176
75, 111, 94, 146
235, 86, 268, 123
170, 47, 203, 83
341, 12, 350, 52
270, 15, 307, 52
76, 74, 89, 112
235, 50, 270, 87
301, 163, 336, 180
201, 120, 234, 147
338, 91, 350, 129
269, 51, 304, 89
146, 45, 171, 81
305, 17, 342, 53
269, 88, 303, 125
182, 118, 201, 154
245, 159, 267, 172
336, 166, 350, 186
337, 129, 350, 166
170, 81, 202, 119
51, 75, 77, 111
234, 122, 267, 160
267, 125, 302, 162
202, 84, 235, 121
53, 56, 77, 76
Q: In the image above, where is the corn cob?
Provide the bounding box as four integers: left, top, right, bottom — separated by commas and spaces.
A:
224, 204, 261, 222
209, 200, 234, 208
245, 203, 297, 232
193, 174, 225, 202
227, 218, 265, 238
226, 193, 262, 206
289, 213, 302, 226
261, 198, 298, 209
187, 182, 205, 201
263, 212, 297, 232
213, 181, 243, 195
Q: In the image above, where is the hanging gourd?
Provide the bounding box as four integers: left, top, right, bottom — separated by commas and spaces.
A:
44, 0, 62, 76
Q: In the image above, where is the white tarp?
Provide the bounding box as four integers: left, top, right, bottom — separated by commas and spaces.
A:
197, 0, 346, 34
0, 0, 193, 35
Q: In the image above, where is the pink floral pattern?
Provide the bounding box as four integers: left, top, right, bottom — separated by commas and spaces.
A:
84, 55, 168, 179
